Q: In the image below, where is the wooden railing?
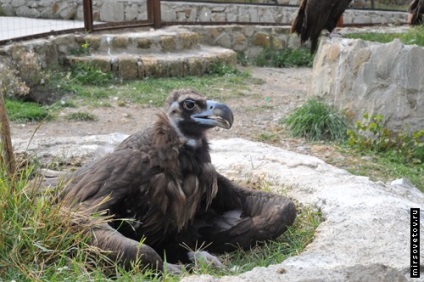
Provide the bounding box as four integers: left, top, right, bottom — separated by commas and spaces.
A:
82, 0, 162, 32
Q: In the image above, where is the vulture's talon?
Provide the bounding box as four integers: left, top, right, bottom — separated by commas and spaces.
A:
188, 250, 224, 269
164, 262, 184, 275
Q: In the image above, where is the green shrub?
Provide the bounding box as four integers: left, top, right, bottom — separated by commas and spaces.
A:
236, 51, 249, 66
282, 99, 348, 141
255, 47, 314, 68
207, 62, 240, 76
70, 63, 114, 86
70, 42, 91, 56
347, 113, 424, 164
347, 114, 394, 152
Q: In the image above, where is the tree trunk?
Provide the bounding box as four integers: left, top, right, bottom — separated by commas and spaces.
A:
0, 87, 16, 190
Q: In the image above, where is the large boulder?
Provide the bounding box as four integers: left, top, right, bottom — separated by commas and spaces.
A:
12, 135, 424, 281
310, 37, 424, 133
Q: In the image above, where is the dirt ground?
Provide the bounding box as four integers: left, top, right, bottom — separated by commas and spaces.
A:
11, 66, 344, 164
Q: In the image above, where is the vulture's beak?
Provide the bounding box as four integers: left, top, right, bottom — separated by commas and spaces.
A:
191, 100, 234, 129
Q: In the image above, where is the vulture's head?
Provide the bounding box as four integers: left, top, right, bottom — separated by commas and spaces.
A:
163, 89, 234, 140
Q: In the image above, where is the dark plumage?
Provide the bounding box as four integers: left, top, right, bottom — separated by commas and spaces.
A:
291, 0, 352, 53
408, 0, 424, 25
61, 89, 296, 273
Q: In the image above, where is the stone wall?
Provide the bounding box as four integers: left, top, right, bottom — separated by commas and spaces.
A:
310, 37, 424, 133
0, 0, 408, 26
185, 25, 301, 59
0, 25, 301, 66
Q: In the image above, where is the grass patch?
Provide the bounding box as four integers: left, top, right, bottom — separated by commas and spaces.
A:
0, 166, 112, 281
282, 99, 348, 142
5, 99, 51, 122
57, 100, 77, 108
5, 64, 252, 125
208, 62, 241, 76
334, 146, 424, 192
69, 63, 115, 86
255, 47, 314, 68
100, 73, 251, 107
64, 111, 97, 121
346, 26, 424, 47
40, 66, 251, 108
255, 131, 281, 143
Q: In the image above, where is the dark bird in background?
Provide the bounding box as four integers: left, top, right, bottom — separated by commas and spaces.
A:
408, 0, 424, 25
291, 0, 353, 53
61, 89, 297, 273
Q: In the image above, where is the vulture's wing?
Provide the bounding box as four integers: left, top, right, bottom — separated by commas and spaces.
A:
325, 0, 352, 33
62, 148, 154, 209
291, 0, 307, 37
409, 0, 424, 25
61, 138, 169, 271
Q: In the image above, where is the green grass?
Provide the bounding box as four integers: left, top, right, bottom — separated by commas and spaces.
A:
0, 166, 109, 281
75, 73, 251, 108
282, 99, 348, 142
4, 66, 252, 121
255, 131, 281, 143
64, 111, 98, 121
255, 47, 314, 68
5, 99, 51, 122
336, 147, 424, 191
69, 63, 115, 86
346, 26, 424, 47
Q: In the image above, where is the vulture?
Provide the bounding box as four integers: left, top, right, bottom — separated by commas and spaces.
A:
291, 0, 353, 53
61, 89, 296, 273
408, 0, 424, 25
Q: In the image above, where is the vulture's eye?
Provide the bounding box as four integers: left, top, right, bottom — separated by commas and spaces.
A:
183, 100, 196, 111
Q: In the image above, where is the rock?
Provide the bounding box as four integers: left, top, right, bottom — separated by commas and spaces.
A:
99, 1, 124, 22
360, 155, 374, 161
391, 178, 417, 189
12, 133, 129, 164
310, 37, 424, 133
12, 136, 424, 281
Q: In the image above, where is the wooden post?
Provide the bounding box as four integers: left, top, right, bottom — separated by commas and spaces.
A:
153, 0, 161, 29
0, 86, 16, 190
83, 0, 94, 32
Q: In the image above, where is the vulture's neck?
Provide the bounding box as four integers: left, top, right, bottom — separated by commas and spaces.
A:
149, 113, 216, 232
157, 112, 205, 149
